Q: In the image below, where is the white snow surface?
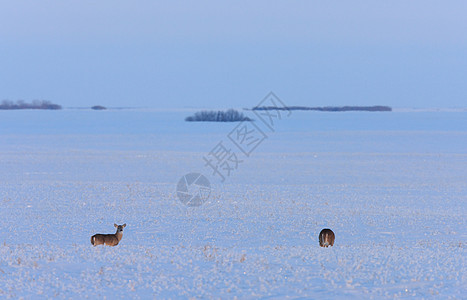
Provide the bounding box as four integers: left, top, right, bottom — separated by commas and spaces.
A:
0, 110, 466, 299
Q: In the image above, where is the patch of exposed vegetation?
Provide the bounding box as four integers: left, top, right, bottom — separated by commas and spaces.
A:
252, 105, 392, 112
0, 100, 62, 110
185, 109, 252, 122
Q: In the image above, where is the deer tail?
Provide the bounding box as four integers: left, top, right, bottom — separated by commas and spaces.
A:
91, 235, 95, 245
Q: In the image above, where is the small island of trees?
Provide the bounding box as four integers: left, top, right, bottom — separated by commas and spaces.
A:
0, 100, 62, 110
185, 109, 252, 122
252, 105, 392, 112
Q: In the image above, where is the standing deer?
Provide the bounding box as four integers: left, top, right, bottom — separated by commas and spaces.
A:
319, 228, 335, 247
91, 224, 126, 246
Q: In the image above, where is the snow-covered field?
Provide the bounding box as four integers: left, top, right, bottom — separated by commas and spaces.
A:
0, 110, 465, 298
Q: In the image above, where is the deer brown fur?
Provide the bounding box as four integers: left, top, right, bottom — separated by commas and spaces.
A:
91, 224, 126, 246
319, 228, 335, 247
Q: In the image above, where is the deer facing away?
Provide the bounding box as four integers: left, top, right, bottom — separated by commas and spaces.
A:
319, 228, 335, 247
91, 224, 126, 246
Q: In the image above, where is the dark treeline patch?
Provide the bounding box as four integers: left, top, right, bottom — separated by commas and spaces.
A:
0, 100, 62, 110
185, 109, 252, 122
252, 105, 392, 112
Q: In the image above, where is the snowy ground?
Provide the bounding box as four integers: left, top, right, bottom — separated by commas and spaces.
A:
0, 110, 465, 298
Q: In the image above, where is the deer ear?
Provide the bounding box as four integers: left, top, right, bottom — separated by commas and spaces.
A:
123, 224, 126, 227
114, 223, 118, 227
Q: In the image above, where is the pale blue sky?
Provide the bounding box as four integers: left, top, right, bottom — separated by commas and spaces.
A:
1, 1, 466, 109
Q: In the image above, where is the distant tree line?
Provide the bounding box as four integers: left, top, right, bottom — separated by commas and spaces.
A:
185, 109, 252, 122
252, 105, 392, 112
0, 100, 62, 110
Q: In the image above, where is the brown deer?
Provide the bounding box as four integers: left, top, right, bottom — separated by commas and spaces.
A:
91, 224, 126, 246
319, 228, 335, 247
